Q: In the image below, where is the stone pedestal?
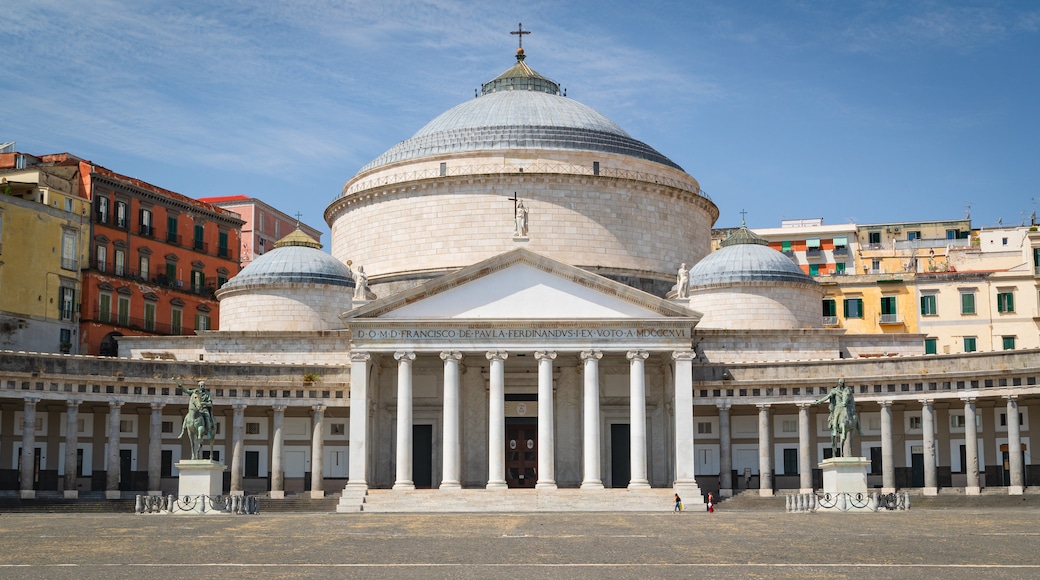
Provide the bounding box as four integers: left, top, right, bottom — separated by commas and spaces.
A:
175, 460, 226, 514
819, 456, 872, 512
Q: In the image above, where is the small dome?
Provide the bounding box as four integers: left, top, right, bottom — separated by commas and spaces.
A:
689, 227, 815, 287
220, 230, 355, 290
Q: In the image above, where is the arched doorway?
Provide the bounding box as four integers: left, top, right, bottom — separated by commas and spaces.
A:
99, 332, 122, 357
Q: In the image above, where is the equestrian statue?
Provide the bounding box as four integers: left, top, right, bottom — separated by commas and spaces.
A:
177, 380, 216, 460
814, 378, 862, 457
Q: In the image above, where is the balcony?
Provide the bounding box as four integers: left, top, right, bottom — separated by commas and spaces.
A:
166, 232, 182, 246
86, 305, 192, 335
61, 258, 78, 271
217, 246, 234, 260
193, 240, 209, 253
805, 247, 822, 258
878, 313, 902, 325
139, 224, 154, 237
822, 316, 839, 327
833, 246, 849, 256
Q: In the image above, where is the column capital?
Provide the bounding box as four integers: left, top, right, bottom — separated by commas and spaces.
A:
579, 349, 602, 361
534, 350, 557, 361
960, 395, 978, 404
716, 401, 732, 411
756, 403, 772, 411
878, 399, 894, 408
1004, 394, 1019, 402
439, 351, 463, 362
671, 350, 696, 362
150, 402, 165, 411
350, 352, 371, 363
108, 399, 123, 409
796, 401, 813, 410
920, 398, 934, 407
312, 404, 325, 415
485, 350, 508, 362
272, 403, 287, 412
626, 350, 649, 361
394, 351, 416, 362
233, 403, 247, 413
24, 396, 41, 406
66, 399, 81, 408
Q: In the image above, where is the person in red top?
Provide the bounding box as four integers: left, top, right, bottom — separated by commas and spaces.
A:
707, 492, 715, 513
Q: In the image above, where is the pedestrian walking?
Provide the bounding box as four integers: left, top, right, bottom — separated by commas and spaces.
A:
674, 493, 682, 512
707, 492, 714, 513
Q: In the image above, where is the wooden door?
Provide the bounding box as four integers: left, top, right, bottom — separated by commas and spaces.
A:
506, 421, 537, 488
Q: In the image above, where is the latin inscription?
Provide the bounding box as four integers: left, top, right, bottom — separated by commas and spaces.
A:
353, 328, 688, 340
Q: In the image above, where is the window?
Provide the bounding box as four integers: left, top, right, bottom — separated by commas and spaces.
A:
246, 422, 260, 435
697, 422, 712, 434
880, 296, 898, 322
95, 196, 109, 224
165, 261, 177, 285
275, 221, 280, 238
144, 302, 156, 332
114, 249, 125, 277
117, 296, 130, 326
907, 231, 921, 241
119, 419, 134, 433
871, 259, 881, 272
963, 337, 977, 353
258, 212, 265, 233
1002, 237, 1008, 246
809, 264, 819, 276
960, 291, 976, 315
909, 416, 922, 430
868, 231, 881, 245
161, 450, 173, 478
245, 451, 260, 477
331, 423, 345, 435
217, 275, 227, 288
920, 294, 937, 316
870, 447, 882, 475
218, 231, 229, 258
171, 308, 182, 334
59, 287, 75, 321
946, 229, 958, 240
806, 238, 821, 253
1003, 336, 1016, 350
191, 270, 205, 293
161, 421, 174, 433
115, 200, 128, 229
822, 299, 837, 317
997, 291, 1015, 313
783, 449, 798, 475
61, 231, 77, 270
166, 215, 179, 244
833, 236, 848, 250
843, 298, 863, 319
781, 241, 792, 252
139, 208, 153, 236
835, 262, 846, 275
951, 415, 966, 428
99, 293, 112, 323
139, 255, 150, 281
65, 197, 73, 213
60, 328, 72, 353
925, 338, 937, 355
96, 244, 107, 272
1000, 412, 1024, 427
194, 224, 205, 251
195, 313, 210, 331
781, 420, 796, 433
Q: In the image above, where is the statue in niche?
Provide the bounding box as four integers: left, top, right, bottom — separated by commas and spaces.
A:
513, 200, 529, 238
177, 380, 215, 460
814, 378, 861, 457
354, 266, 369, 300
676, 263, 689, 299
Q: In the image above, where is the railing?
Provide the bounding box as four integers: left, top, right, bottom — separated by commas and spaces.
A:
85, 305, 193, 335
787, 492, 910, 513
878, 313, 902, 324
193, 240, 208, 252
822, 316, 838, 326
833, 246, 849, 256
166, 233, 182, 245
894, 238, 972, 251
136, 494, 259, 515
61, 258, 78, 271
805, 248, 822, 258
217, 246, 234, 260
139, 224, 154, 237
340, 162, 710, 201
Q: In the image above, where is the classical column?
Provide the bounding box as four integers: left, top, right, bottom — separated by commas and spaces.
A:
921, 399, 937, 495
880, 400, 895, 494
717, 403, 732, 497
579, 350, 604, 489
797, 402, 812, 493
105, 400, 123, 499
311, 404, 326, 498
20, 397, 39, 499
758, 404, 773, 497
963, 396, 980, 495
1007, 395, 1024, 495
440, 351, 463, 490
347, 352, 371, 491
63, 399, 80, 499
393, 351, 416, 491
628, 350, 650, 489
147, 402, 164, 496
535, 351, 558, 489
671, 351, 697, 494
486, 350, 508, 489
230, 404, 246, 495
270, 404, 286, 499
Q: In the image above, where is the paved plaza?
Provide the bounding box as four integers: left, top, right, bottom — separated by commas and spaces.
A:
1, 508, 1039, 579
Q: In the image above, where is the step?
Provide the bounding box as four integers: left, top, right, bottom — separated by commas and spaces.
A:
337, 488, 698, 513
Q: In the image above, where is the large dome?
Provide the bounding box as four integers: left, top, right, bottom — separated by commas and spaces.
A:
220, 230, 355, 291
688, 228, 815, 287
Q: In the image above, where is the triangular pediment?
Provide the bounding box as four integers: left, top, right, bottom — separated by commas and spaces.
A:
344, 249, 699, 321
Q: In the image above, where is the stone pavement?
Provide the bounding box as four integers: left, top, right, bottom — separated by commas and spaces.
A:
1, 508, 1039, 579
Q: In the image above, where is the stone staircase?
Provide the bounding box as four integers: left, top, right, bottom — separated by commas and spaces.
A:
713, 490, 786, 512
259, 494, 342, 513
337, 488, 691, 513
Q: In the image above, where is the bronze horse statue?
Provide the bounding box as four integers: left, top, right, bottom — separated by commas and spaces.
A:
815, 378, 862, 457
177, 381, 215, 460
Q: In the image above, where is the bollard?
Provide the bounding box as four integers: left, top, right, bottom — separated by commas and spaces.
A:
135, 495, 143, 514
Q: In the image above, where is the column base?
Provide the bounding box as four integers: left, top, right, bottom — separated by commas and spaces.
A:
147, 490, 162, 497
799, 487, 813, 495
535, 481, 558, 490
923, 486, 938, 496
230, 490, 245, 497
20, 490, 36, 500
345, 481, 368, 492
758, 488, 774, 497
64, 490, 79, 499
439, 481, 462, 490
627, 480, 650, 490
1009, 485, 1025, 496
580, 481, 604, 490
105, 490, 121, 500
310, 490, 326, 499
269, 490, 285, 499
486, 481, 508, 490
719, 488, 733, 498
392, 482, 416, 491
965, 486, 981, 496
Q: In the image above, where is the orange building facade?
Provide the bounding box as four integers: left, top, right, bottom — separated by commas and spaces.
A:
78, 163, 243, 355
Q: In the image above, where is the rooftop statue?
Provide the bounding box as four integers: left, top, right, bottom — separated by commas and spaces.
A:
676, 263, 689, 299
354, 266, 369, 301
514, 200, 529, 238
177, 380, 216, 460
814, 378, 862, 457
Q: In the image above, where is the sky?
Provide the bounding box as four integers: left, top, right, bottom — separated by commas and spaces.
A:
3, 1, 1039, 239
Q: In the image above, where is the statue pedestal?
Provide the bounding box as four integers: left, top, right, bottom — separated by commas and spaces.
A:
175, 460, 226, 514
818, 456, 873, 512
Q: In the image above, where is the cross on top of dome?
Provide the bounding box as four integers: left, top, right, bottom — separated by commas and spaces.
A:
480, 24, 560, 96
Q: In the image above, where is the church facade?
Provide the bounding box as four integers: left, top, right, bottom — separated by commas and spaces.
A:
0, 44, 1036, 509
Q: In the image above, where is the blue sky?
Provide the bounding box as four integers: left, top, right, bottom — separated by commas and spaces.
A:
4, 1, 1038, 238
